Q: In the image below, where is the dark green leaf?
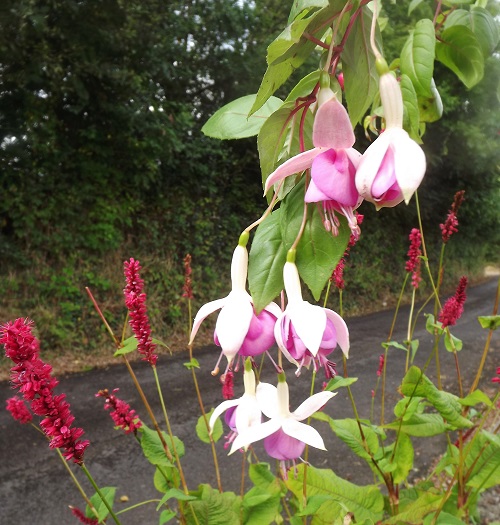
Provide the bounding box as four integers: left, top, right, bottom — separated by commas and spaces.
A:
400, 73, 422, 142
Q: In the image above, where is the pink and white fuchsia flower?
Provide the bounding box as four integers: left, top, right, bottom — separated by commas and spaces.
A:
275, 260, 349, 376
209, 359, 262, 449
189, 241, 281, 372
230, 373, 335, 477
355, 72, 426, 209
264, 86, 362, 238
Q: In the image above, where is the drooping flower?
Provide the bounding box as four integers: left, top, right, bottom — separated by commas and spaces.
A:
96, 388, 142, 435
230, 373, 335, 477
355, 71, 426, 209
275, 259, 349, 376
189, 241, 281, 370
406, 228, 422, 289
439, 276, 468, 328
264, 84, 363, 237
6, 396, 32, 424
440, 190, 465, 243
209, 360, 262, 449
1, 318, 89, 464
123, 258, 158, 367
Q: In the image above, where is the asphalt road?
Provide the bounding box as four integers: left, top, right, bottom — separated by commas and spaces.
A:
1, 278, 498, 524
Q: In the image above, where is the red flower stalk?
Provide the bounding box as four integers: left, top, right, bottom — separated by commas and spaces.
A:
438, 276, 468, 328
96, 388, 142, 434
331, 214, 364, 289
123, 258, 158, 366
1, 318, 89, 464
492, 367, 500, 384
376, 354, 385, 377
70, 507, 98, 524
440, 190, 465, 243
182, 253, 194, 300
6, 396, 32, 424
405, 228, 422, 289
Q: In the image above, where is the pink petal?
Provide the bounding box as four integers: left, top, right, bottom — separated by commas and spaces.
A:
304, 178, 330, 203
263, 427, 306, 460
313, 98, 355, 150
264, 149, 323, 194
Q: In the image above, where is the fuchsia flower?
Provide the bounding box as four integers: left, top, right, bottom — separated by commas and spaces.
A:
189, 243, 281, 370
1, 318, 89, 464
264, 87, 363, 237
230, 373, 335, 477
6, 396, 32, 424
439, 276, 468, 328
275, 260, 349, 376
210, 360, 262, 449
124, 258, 158, 367
355, 72, 426, 209
96, 388, 142, 434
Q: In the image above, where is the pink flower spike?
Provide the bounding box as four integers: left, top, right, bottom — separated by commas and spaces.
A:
492, 367, 500, 384
439, 276, 468, 328
96, 388, 142, 434
6, 396, 32, 424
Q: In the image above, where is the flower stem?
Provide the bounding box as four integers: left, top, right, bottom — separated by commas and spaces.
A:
80, 463, 122, 525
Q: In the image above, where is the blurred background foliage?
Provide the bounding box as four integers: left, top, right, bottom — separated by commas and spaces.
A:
0, 0, 498, 360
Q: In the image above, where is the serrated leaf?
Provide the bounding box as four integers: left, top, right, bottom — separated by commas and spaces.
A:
436, 25, 484, 89
342, 6, 381, 125
444, 6, 499, 57
286, 465, 384, 522
280, 180, 350, 300
201, 95, 282, 139
400, 19, 435, 97
86, 487, 116, 522
478, 315, 500, 330
196, 408, 223, 444
248, 210, 287, 312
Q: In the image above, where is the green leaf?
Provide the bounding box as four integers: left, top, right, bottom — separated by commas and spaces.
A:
86, 487, 116, 522
248, 210, 287, 312
288, 0, 329, 23
436, 25, 484, 89
324, 376, 358, 391
324, 416, 380, 461
444, 6, 499, 57
444, 330, 462, 352
280, 180, 350, 300
385, 413, 447, 437
286, 465, 384, 522
417, 78, 443, 123
400, 367, 473, 429
156, 488, 197, 511
384, 491, 442, 524
201, 95, 282, 140
159, 510, 177, 525
459, 389, 492, 408
465, 431, 500, 490
114, 335, 138, 357
250, 2, 342, 114
400, 19, 435, 97
408, 0, 425, 15
378, 433, 414, 484
186, 484, 241, 525
298, 494, 333, 516
342, 6, 381, 125
400, 73, 422, 142
183, 358, 200, 370
140, 424, 184, 467
242, 488, 281, 525
478, 315, 500, 330
423, 512, 467, 525
196, 408, 223, 444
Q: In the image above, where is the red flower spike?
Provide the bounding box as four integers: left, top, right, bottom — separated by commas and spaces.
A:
96, 388, 142, 434
70, 507, 99, 524
6, 396, 33, 424
182, 253, 194, 300
405, 228, 422, 289
440, 190, 465, 243
438, 276, 468, 328
123, 258, 158, 367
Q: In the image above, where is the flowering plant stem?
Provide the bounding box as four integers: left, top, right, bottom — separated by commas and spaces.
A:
80, 463, 123, 525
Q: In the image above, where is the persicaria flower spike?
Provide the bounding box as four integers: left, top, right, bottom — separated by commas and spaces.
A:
492, 367, 500, 384
355, 71, 426, 209
70, 507, 99, 524
1, 318, 89, 464
275, 259, 349, 376
6, 396, 32, 424
440, 190, 465, 243
406, 228, 422, 289
189, 240, 281, 371
124, 258, 158, 367
182, 253, 194, 300
438, 276, 468, 328
96, 388, 142, 434
230, 373, 335, 478
265, 83, 363, 238
331, 214, 364, 289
